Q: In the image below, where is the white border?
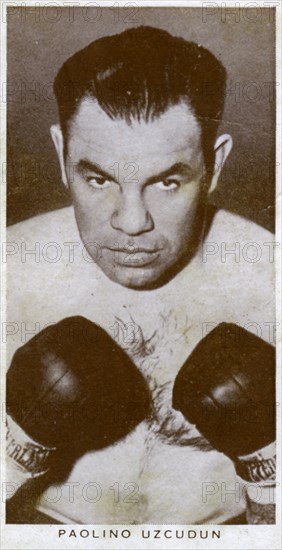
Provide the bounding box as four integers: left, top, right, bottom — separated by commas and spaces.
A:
0, 2, 281, 549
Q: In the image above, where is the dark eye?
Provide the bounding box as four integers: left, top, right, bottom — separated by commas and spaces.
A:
87, 176, 113, 190
154, 179, 180, 191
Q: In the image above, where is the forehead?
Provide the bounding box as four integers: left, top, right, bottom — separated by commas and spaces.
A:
68, 99, 202, 165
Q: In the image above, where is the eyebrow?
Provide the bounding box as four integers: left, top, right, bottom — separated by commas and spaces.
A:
146, 162, 193, 185
76, 159, 116, 182
76, 159, 193, 185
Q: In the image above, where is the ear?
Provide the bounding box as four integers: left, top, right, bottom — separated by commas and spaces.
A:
50, 124, 68, 187
208, 134, 233, 194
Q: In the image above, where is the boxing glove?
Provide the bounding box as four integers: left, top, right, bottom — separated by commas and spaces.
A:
6, 316, 151, 483
172, 323, 276, 485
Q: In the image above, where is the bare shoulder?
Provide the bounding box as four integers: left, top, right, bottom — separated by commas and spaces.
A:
205, 209, 276, 273
5, 207, 85, 363
202, 209, 276, 339
7, 206, 78, 243
207, 208, 275, 246
6, 206, 79, 297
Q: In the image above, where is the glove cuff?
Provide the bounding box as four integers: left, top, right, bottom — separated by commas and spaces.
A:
234, 441, 276, 482
6, 414, 56, 478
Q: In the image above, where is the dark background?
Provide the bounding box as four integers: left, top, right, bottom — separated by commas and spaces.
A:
7, 6, 276, 230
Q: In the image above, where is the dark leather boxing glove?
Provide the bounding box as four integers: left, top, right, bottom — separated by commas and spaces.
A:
6, 316, 151, 482
172, 323, 275, 483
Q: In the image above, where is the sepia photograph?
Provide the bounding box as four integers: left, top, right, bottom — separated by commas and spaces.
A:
1, 1, 280, 549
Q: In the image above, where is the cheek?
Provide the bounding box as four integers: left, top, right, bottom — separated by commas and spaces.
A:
70, 183, 115, 231
150, 187, 201, 238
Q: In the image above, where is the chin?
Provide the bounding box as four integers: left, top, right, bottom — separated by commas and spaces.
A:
101, 263, 182, 291
108, 269, 161, 291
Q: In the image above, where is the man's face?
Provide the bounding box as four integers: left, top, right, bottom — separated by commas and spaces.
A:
65, 99, 207, 290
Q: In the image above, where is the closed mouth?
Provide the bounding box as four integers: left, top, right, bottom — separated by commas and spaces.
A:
107, 245, 162, 254
106, 247, 162, 267
108, 247, 162, 254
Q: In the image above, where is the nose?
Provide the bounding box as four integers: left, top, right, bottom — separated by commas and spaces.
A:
110, 191, 154, 236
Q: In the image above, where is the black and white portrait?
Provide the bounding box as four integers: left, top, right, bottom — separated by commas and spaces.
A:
2, 2, 279, 547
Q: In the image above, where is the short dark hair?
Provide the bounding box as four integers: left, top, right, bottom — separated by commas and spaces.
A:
54, 26, 226, 168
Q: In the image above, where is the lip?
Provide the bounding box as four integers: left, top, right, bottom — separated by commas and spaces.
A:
108, 247, 160, 253
106, 247, 162, 267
